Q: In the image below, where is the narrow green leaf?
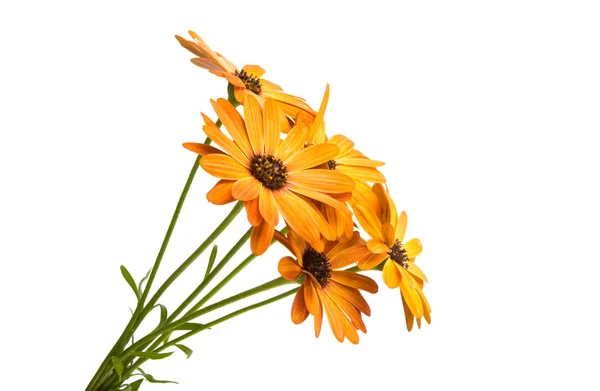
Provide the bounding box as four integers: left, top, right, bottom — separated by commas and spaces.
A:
155, 304, 167, 326
129, 379, 144, 391
119, 385, 131, 391
111, 356, 124, 381
174, 322, 206, 332
137, 268, 152, 293
127, 351, 174, 360
205, 245, 218, 278
174, 344, 193, 359
135, 368, 178, 384
160, 331, 172, 346
120, 265, 140, 299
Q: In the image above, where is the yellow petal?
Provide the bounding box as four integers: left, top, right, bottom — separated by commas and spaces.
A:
407, 261, 428, 283
396, 211, 407, 242
231, 176, 262, 201
327, 134, 354, 157
337, 165, 386, 183
382, 223, 396, 247
201, 113, 250, 166
366, 238, 389, 254
404, 238, 423, 258
241, 64, 266, 78
276, 123, 307, 162
399, 269, 424, 318
357, 252, 388, 270
353, 204, 384, 242
401, 295, 415, 332
242, 95, 264, 156
286, 144, 340, 172
382, 259, 401, 288
200, 154, 250, 180
263, 99, 281, 155
306, 84, 329, 144
278, 256, 302, 280
336, 157, 385, 167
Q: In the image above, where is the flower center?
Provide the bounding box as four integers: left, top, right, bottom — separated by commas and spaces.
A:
250, 154, 288, 190
327, 159, 337, 170
389, 240, 409, 269
303, 247, 332, 287
235, 69, 262, 94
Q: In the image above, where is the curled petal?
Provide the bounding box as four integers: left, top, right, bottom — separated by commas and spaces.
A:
278, 256, 302, 281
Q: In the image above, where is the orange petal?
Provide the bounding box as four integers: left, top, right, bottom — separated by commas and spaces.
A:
399, 269, 424, 318
258, 188, 279, 227
291, 286, 309, 324
287, 229, 308, 262
272, 189, 320, 246
286, 183, 351, 214
286, 144, 340, 172
263, 99, 281, 155
329, 243, 371, 270
244, 198, 262, 226
278, 256, 302, 280
366, 239, 389, 254
223, 72, 245, 87
353, 204, 384, 242
182, 142, 224, 156
401, 295, 415, 332
317, 286, 345, 342
337, 165, 386, 183
324, 286, 366, 333
201, 113, 249, 166
231, 176, 262, 201
250, 219, 274, 256
407, 261, 428, 283
190, 57, 225, 72
328, 281, 371, 316
200, 154, 250, 180
276, 123, 307, 163
242, 95, 264, 156
262, 90, 314, 113
404, 238, 423, 258
306, 84, 329, 144
287, 170, 355, 193
303, 279, 320, 316
382, 259, 401, 288
327, 134, 354, 157
330, 271, 378, 293
336, 157, 385, 167
211, 98, 252, 156
206, 180, 235, 205
357, 252, 388, 270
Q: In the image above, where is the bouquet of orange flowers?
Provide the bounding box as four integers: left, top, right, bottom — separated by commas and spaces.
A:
85, 30, 431, 391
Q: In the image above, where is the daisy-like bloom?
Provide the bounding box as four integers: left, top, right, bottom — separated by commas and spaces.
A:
303, 85, 387, 241
175, 30, 315, 119
277, 230, 378, 343
183, 94, 355, 255
353, 183, 431, 331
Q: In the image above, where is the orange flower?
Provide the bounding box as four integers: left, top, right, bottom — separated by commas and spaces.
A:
183, 94, 355, 255
277, 230, 378, 343
353, 183, 431, 331
175, 31, 315, 119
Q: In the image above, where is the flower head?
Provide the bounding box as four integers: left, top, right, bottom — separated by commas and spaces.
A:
277, 230, 378, 343
175, 31, 315, 119
353, 183, 431, 330
183, 94, 355, 255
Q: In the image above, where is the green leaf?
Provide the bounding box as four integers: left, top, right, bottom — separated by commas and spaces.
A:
120, 265, 140, 299
135, 368, 177, 384
111, 356, 124, 381
174, 344, 193, 359
137, 268, 152, 293
127, 351, 174, 360
160, 331, 172, 346
155, 304, 167, 326
174, 322, 206, 331
129, 379, 144, 391
205, 245, 218, 278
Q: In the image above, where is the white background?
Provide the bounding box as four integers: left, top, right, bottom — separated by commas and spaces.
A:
1, 1, 599, 390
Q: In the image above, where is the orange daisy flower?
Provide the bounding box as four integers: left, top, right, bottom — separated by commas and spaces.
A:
175, 30, 315, 119
353, 183, 431, 331
183, 94, 355, 255
277, 230, 378, 343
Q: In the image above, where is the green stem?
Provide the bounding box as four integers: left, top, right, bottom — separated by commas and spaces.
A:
86, 134, 213, 391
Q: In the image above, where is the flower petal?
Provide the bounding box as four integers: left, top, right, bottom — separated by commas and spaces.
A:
317, 286, 345, 342
291, 285, 309, 324
286, 183, 351, 214
206, 180, 235, 205
330, 271, 378, 294
382, 223, 396, 247
278, 256, 302, 281
286, 144, 340, 172
182, 142, 224, 156
200, 113, 250, 167
336, 157, 385, 167
401, 295, 415, 332
399, 269, 424, 318
328, 281, 371, 316
258, 188, 279, 227
327, 134, 354, 157
329, 244, 371, 270
242, 95, 264, 156
357, 252, 388, 270
200, 154, 250, 180
242, 64, 266, 78
353, 204, 384, 242
396, 211, 407, 242
404, 238, 423, 258
250, 219, 274, 256
382, 259, 401, 288
276, 123, 308, 163
272, 189, 320, 246
244, 198, 262, 226
287, 170, 355, 193
324, 286, 367, 333
366, 239, 389, 254
304, 279, 320, 316
407, 261, 428, 283
337, 165, 386, 183
306, 84, 329, 144
263, 99, 281, 155
231, 176, 262, 201
211, 98, 253, 157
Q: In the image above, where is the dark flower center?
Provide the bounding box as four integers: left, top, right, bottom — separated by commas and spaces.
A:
250, 154, 288, 190
235, 69, 262, 94
327, 159, 337, 170
389, 240, 409, 269
303, 247, 331, 287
